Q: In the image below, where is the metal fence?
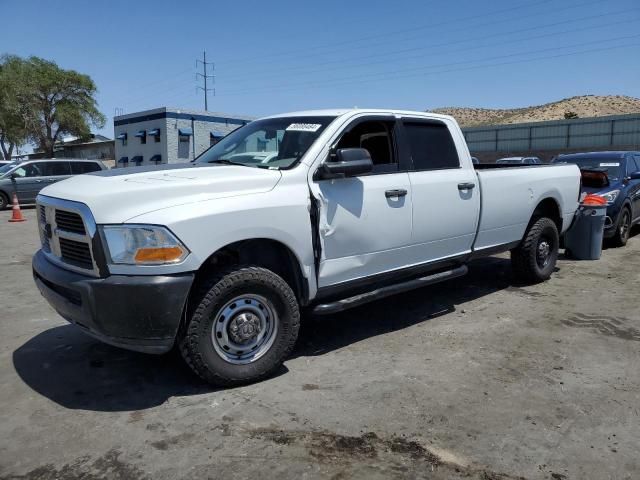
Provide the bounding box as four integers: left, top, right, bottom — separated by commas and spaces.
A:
462, 113, 640, 153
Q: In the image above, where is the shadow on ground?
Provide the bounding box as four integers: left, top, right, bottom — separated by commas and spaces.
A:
13, 256, 519, 411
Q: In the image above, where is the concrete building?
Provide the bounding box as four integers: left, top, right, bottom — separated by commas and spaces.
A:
28, 134, 115, 163
113, 108, 254, 167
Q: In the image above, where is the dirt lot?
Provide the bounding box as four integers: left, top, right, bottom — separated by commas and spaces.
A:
0, 207, 639, 480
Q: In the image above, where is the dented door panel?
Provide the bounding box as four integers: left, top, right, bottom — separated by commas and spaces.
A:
315, 173, 412, 287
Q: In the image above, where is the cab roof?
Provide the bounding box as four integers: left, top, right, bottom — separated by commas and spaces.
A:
262, 108, 455, 122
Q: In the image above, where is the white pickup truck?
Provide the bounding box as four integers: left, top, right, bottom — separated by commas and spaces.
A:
33, 109, 580, 385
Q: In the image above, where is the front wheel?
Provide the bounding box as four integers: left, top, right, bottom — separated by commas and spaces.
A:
511, 217, 559, 284
179, 266, 300, 386
0, 192, 8, 210
610, 208, 631, 247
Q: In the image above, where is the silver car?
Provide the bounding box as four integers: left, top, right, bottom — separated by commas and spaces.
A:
496, 156, 542, 165
0, 159, 106, 209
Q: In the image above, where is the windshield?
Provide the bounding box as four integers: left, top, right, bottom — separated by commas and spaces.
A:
195, 116, 336, 169
555, 157, 622, 181
0, 162, 19, 176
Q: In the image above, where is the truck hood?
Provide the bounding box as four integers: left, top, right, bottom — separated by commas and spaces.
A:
40, 163, 282, 223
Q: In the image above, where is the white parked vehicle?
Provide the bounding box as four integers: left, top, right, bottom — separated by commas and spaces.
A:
33, 109, 580, 385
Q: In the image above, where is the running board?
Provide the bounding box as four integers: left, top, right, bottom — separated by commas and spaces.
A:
312, 265, 468, 315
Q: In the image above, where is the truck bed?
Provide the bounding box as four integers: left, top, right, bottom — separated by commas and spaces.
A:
472, 163, 580, 252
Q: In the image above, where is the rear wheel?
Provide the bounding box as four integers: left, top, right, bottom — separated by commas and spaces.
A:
179, 266, 300, 386
511, 217, 559, 284
611, 208, 631, 247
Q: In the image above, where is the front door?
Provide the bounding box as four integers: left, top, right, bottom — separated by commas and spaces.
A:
630, 155, 640, 222
313, 118, 413, 288
9, 163, 44, 204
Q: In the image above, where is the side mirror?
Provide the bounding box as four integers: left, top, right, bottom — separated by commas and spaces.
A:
630, 171, 640, 180
10, 172, 18, 180
315, 148, 373, 180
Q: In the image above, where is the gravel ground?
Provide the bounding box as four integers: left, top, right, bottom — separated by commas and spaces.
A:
1, 208, 639, 480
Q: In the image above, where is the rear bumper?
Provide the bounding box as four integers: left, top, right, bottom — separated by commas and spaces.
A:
32, 249, 194, 354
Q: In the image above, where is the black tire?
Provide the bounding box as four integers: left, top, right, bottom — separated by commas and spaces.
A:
511, 217, 559, 284
0, 192, 8, 210
179, 266, 300, 386
610, 208, 631, 247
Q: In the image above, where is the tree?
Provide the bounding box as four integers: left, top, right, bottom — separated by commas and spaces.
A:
0, 55, 30, 160
22, 57, 105, 157
564, 111, 579, 119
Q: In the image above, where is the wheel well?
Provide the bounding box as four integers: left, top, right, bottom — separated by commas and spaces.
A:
192, 239, 308, 305
532, 198, 562, 232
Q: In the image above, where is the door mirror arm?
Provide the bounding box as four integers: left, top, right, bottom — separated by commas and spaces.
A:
314, 148, 373, 181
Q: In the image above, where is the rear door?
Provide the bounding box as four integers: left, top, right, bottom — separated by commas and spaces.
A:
630, 155, 640, 222
313, 116, 413, 287
38, 161, 72, 188
401, 118, 480, 262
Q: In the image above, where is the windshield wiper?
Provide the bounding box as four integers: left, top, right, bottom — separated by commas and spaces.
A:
207, 159, 251, 167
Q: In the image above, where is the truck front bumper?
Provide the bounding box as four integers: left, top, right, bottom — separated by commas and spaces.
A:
32, 249, 194, 354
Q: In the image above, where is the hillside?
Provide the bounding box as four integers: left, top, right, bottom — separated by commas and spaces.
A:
432, 95, 640, 127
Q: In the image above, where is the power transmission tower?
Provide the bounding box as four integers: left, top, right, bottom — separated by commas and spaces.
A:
196, 51, 215, 111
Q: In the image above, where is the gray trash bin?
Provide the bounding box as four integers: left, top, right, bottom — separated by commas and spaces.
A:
564, 204, 607, 260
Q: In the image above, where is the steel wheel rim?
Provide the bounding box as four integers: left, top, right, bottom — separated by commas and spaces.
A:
211, 294, 278, 365
536, 237, 553, 268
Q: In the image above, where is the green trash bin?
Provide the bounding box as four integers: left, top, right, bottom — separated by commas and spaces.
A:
564, 204, 607, 260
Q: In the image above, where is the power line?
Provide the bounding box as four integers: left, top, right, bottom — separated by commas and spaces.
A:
215, 34, 640, 97
220, 8, 638, 84
196, 51, 215, 111
214, 0, 557, 66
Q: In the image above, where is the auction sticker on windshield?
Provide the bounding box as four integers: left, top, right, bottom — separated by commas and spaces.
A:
286, 123, 322, 132
600, 163, 620, 167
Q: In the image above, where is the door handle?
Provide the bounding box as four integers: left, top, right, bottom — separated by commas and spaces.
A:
458, 182, 475, 190
385, 189, 408, 198
34, 180, 43, 183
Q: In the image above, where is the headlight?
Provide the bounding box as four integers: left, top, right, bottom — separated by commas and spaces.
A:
599, 190, 619, 204
101, 225, 189, 265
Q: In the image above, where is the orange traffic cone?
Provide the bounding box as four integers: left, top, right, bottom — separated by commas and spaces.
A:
8, 192, 26, 222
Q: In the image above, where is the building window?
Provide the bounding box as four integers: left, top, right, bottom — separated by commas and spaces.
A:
148, 128, 161, 143
116, 132, 127, 146
135, 130, 147, 144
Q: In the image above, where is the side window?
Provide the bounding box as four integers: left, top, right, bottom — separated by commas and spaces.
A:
71, 162, 101, 174
335, 120, 396, 173
11, 164, 42, 178
39, 161, 71, 176
630, 156, 640, 174
403, 121, 460, 170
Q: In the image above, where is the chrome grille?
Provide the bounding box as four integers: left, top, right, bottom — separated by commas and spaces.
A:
36, 196, 99, 277
39, 205, 50, 251
55, 210, 85, 235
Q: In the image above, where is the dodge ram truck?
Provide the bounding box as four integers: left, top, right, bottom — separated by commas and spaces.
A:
32, 109, 581, 385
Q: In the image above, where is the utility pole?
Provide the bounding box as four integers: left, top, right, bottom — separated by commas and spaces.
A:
196, 51, 215, 111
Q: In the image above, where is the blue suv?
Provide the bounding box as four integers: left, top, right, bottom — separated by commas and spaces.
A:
552, 151, 640, 247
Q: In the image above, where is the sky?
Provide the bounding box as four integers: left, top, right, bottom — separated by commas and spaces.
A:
1, 0, 639, 139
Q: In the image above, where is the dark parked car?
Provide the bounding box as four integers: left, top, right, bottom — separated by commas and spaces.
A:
552, 151, 640, 246
496, 156, 542, 165
0, 159, 106, 209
